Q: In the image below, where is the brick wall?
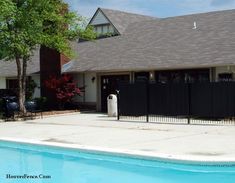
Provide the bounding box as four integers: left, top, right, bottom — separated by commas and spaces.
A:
40, 46, 69, 108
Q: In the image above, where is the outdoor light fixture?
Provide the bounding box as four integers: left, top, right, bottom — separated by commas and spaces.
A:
150, 71, 154, 80
91, 76, 96, 83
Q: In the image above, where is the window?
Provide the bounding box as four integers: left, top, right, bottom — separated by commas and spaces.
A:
109, 26, 114, 33
96, 25, 106, 34
93, 24, 118, 39
103, 25, 108, 34
135, 72, 149, 82
6, 79, 18, 89
6, 77, 33, 89
218, 73, 233, 82
97, 26, 102, 34
155, 69, 210, 83
156, 72, 171, 83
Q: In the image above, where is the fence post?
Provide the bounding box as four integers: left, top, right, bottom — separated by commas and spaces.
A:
187, 83, 191, 124
146, 82, 149, 122
116, 90, 120, 121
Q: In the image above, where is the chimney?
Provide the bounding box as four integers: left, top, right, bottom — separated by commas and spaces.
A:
40, 47, 70, 108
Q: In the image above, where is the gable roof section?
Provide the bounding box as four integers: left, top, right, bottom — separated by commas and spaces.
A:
68, 9, 235, 73
89, 8, 120, 35
89, 9, 110, 25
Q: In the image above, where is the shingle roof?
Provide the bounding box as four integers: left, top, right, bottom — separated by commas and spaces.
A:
100, 8, 156, 34
1, 9, 235, 77
67, 9, 235, 73
0, 49, 40, 77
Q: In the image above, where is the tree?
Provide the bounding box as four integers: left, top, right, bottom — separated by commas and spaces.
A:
44, 74, 82, 109
0, 0, 95, 115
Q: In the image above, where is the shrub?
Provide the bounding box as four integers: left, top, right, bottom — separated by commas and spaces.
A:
34, 97, 47, 111
44, 74, 82, 109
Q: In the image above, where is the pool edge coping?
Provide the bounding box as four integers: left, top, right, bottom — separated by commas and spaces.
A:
0, 137, 235, 166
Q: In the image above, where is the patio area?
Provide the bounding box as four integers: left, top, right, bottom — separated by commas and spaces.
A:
0, 113, 235, 162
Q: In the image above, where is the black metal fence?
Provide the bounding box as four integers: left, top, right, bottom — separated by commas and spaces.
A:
117, 82, 235, 125
0, 89, 17, 98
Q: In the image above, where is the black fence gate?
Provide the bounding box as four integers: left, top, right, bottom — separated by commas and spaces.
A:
117, 82, 235, 124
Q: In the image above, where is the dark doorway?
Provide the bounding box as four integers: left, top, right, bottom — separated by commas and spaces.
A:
101, 75, 129, 112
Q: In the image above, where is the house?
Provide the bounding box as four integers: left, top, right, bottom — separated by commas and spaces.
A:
0, 8, 235, 112
0, 49, 41, 98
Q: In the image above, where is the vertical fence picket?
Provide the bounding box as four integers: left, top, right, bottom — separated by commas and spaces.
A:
188, 83, 191, 124
116, 90, 120, 121
146, 82, 149, 122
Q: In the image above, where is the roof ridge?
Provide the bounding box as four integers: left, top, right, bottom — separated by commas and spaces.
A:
99, 7, 156, 19
125, 8, 235, 27
100, 7, 235, 20
162, 8, 235, 19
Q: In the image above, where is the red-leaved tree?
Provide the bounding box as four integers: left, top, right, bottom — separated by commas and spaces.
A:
44, 74, 83, 109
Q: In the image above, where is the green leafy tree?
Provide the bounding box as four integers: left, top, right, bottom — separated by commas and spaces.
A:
0, 0, 96, 115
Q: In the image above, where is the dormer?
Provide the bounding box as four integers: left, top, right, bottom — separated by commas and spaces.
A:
85, 8, 155, 40
89, 8, 119, 38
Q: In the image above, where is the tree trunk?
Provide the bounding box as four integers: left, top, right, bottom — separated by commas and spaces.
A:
16, 57, 26, 115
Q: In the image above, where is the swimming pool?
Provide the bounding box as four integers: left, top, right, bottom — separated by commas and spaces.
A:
0, 140, 234, 183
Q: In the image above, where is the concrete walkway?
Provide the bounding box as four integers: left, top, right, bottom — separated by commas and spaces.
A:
0, 113, 235, 162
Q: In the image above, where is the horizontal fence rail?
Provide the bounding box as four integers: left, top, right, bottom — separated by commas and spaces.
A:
117, 82, 235, 125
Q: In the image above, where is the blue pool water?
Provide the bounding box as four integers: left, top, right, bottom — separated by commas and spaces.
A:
0, 141, 235, 183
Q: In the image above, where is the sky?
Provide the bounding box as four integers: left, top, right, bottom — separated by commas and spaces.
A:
64, 0, 235, 18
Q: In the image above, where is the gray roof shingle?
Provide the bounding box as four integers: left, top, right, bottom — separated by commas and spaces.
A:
68, 9, 235, 73
0, 49, 40, 77
100, 8, 156, 34
1, 9, 235, 77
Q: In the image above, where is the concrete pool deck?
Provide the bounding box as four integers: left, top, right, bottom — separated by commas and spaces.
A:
0, 113, 235, 162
